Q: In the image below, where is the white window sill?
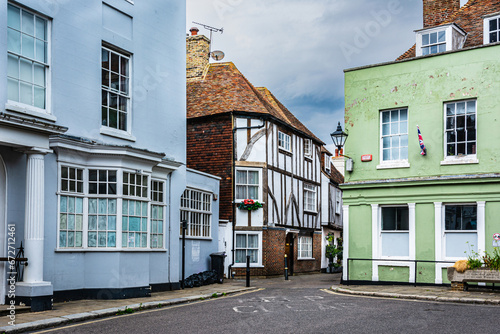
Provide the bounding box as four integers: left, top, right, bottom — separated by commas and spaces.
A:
376, 161, 410, 169
100, 126, 136, 142
440, 156, 478, 165
178, 236, 212, 241
5, 102, 56, 122
232, 264, 264, 268
298, 257, 315, 261
55, 248, 167, 252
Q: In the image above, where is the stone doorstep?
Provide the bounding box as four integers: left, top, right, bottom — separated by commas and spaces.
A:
0, 287, 256, 334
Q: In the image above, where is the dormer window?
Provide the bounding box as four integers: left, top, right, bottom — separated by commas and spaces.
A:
415, 24, 466, 57
422, 31, 446, 55
483, 14, 500, 44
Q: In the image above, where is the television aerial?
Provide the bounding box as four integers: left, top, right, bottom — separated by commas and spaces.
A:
192, 21, 225, 61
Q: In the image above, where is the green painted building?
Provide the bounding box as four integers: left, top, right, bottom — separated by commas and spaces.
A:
342, 0, 500, 285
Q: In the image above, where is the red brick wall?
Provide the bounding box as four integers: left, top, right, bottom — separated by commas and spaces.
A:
293, 233, 322, 273
263, 229, 286, 276
423, 0, 460, 28
232, 229, 321, 277
187, 114, 233, 222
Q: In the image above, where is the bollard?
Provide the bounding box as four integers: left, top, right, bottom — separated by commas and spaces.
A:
246, 255, 250, 287
284, 254, 288, 280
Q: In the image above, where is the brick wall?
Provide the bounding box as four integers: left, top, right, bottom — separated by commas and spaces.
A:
232, 229, 321, 277
187, 114, 233, 222
263, 229, 286, 276
423, 0, 460, 28
186, 35, 210, 80
293, 233, 322, 273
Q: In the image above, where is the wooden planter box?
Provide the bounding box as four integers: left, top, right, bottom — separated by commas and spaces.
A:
447, 267, 500, 291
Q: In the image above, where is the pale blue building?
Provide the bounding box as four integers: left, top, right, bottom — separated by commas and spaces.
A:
0, 0, 219, 311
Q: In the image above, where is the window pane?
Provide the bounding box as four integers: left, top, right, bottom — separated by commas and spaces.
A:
382, 207, 396, 230
491, 32, 498, 43
20, 58, 32, 82
422, 33, 429, 45
438, 30, 445, 43
236, 185, 246, 199
236, 234, 246, 248
382, 123, 389, 136
466, 101, 476, 114
248, 235, 258, 248
8, 29, 21, 54
248, 171, 259, 184
22, 34, 35, 59
399, 109, 407, 121
490, 18, 498, 31
430, 32, 437, 44
7, 5, 21, 30
34, 86, 45, 108
382, 111, 390, 123
7, 54, 18, 79
235, 250, 246, 263
400, 146, 408, 160
236, 171, 247, 184
7, 78, 19, 101
456, 102, 465, 115
20, 82, 32, 105
33, 63, 45, 86
430, 45, 437, 54
35, 17, 46, 39
382, 137, 390, 149
248, 186, 258, 200
22, 11, 34, 35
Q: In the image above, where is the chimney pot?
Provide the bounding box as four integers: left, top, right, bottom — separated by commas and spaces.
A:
190, 27, 199, 36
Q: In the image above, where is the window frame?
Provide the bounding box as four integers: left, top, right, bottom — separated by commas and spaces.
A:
233, 231, 262, 267
304, 139, 312, 158
235, 167, 261, 202
442, 99, 478, 165
483, 13, 500, 44
298, 236, 313, 259
324, 154, 331, 172
180, 188, 212, 239
278, 131, 291, 152
335, 189, 342, 215
101, 45, 132, 137
378, 108, 409, 169
442, 203, 478, 259
150, 179, 166, 249
6, 3, 52, 118
303, 183, 317, 213
56, 164, 166, 251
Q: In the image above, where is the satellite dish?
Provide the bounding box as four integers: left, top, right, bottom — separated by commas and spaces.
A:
211, 50, 225, 61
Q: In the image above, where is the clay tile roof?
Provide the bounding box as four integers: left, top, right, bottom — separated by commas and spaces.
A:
397, 0, 500, 61
187, 62, 323, 144
321, 146, 333, 156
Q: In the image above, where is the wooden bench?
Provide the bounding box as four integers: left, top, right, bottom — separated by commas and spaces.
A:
447, 267, 500, 291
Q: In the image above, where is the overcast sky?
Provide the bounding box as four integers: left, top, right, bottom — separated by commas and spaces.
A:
187, 0, 468, 153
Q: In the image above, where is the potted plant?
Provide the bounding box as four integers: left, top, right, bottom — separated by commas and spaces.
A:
325, 234, 343, 273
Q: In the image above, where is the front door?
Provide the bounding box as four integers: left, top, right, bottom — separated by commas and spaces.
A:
285, 233, 294, 276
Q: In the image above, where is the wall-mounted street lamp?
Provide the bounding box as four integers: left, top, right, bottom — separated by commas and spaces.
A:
330, 121, 353, 172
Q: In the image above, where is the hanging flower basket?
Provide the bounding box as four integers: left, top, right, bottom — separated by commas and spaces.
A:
238, 199, 263, 211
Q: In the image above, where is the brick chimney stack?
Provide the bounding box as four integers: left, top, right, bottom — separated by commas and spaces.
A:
186, 28, 210, 80
423, 0, 460, 28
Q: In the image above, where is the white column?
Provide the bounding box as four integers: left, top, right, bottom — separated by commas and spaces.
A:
434, 202, 443, 284
342, 205, 349, 281
408, 203, 416, 283
23, 152, 46, 283
371, 204, 379, 281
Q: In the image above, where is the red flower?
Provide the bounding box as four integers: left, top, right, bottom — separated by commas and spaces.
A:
244, 199, 255, 205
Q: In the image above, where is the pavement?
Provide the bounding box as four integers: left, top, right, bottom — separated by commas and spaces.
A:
0, 273, 499, 333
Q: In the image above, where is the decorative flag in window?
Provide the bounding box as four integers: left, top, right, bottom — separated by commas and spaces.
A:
417, 125, 426, 156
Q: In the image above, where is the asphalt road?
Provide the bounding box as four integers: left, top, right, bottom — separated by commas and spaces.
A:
32, 277, 500, 334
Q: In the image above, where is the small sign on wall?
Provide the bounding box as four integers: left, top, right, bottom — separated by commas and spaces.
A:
361, 154, 372, 162
493, 233, 500, 247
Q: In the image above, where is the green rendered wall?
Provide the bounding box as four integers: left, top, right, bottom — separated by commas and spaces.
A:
378, 266, 409, 282
415, 203, 435, 283
348, 205, 372, 281
344, 44, 500, 183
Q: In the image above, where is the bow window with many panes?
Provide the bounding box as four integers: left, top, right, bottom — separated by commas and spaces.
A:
58, 166, 165, 250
